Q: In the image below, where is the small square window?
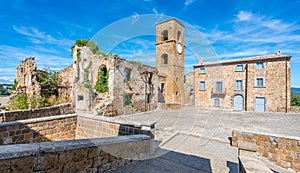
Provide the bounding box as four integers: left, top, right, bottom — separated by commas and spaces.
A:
199, 81, 206, 91
200, 67, 206, 74
235, 80, 243, 90
255, 78, 265, 87
236, 64, 243, 71
256, 62, 265, 69
77, 95, 84, 101
213, 99, 220, 107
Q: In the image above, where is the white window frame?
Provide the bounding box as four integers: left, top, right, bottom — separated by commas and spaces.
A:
216, 81, 223, 93
199, 81, 206, 91
255, 77, 265, 87
213, 99, 220, 107
235, 80, 243, 90
199, 67, 206, 74
236, 64, 244, 71
256, 62, 265, 70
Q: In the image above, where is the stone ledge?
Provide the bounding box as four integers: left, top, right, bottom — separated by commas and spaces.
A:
0, 114, 77, 127
232, 129, 300, 141
0, 134, 150, 160
78, 113, 155, 128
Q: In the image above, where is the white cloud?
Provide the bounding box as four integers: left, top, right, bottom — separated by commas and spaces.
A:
152, 8, 158, 15
236, 11, 252, 21
13, 25, 74, 46
0, 76, 14, 83
185, 0, 196, 6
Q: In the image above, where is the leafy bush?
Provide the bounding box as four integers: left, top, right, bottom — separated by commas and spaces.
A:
291, 93, 300, 106
37, 69, 61, 98
13, 94, 29, 110
72, 39, 100, 54
83, 61, 93, 90
95, 66, 109, 92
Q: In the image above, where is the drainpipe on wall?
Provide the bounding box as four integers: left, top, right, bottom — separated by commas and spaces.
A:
245, 63, 248, 111
285, 58, 288, 113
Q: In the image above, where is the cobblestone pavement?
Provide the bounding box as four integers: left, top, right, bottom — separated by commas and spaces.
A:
106, 107, 300, 172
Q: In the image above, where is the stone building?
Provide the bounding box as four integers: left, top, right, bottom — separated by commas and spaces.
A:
156, 18, 185, 109
72, 46, 158, 116
15, 57, 41, 96
184, 72, 194, 106
193, 51, 291, 113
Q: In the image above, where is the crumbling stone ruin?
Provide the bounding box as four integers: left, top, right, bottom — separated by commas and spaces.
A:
14, 57, 41, 96
72, 46, 158, 116
10, 57, 73, 109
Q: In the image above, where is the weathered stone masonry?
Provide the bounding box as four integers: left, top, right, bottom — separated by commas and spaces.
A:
0, 135, 151, 173
232, 130, 300, 171
0, 103, 74, 123
0, 114, 77, 145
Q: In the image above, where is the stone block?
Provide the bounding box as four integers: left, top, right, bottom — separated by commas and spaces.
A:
11, 157, 35, 172
279, 160, 291, 169
0, 160, 11, 172
292, 163, 300, 171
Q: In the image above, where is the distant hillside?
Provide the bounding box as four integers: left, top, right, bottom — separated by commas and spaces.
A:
0, 84, 13, 96
292, 87, 300, 95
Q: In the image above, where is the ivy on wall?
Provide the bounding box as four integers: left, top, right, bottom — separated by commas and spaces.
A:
83, 61, 93, 90
95, 66, 109, 93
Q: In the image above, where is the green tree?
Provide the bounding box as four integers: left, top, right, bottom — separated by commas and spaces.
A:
12, 79, 18, 90
291, 93, 300, 106
37, 68, 62, 98
95, 66, 109, 92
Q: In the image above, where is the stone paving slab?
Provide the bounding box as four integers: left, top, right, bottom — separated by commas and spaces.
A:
96, 107, 300, 172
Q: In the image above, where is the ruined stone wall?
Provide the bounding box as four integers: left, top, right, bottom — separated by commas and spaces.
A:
76, 116, 154, 139
0, 114, 77, 145
15, 57, 41, 96
232, 130, 300, 171
0, 103, 74, 123
58, 65, 74, 103
184, 72, 194, 106
73, 46, 158, 115
0, 135, 150, 172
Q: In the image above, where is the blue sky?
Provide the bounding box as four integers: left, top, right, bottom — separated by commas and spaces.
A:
0, 0, 300, 87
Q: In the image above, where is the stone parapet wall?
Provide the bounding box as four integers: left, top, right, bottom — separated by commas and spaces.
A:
0, 103, 74, 123
232, 130, 300, 171
0, 135, 150, 172
0, 114, 77, 145
157, 103, 181, 110
76, 116, 154, 139
291, 106, 300, 113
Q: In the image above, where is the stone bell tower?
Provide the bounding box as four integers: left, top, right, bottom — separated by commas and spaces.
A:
156, 18, 185, 107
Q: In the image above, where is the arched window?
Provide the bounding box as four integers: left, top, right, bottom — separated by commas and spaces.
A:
161, 54, 168, 64
162, 30, 168, 41
177, 31, 181, 41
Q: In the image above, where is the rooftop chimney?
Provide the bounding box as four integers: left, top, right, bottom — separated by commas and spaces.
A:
198, 57, 203, 64
276, 50, 282, 56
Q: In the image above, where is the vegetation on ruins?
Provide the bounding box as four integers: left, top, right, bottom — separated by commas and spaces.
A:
12, 93, 29, 110
291, 93, 300, 106
95, 66, 109, 93
83, 61, 93, 90
12, 79, 18, 90
71, 39, 106, 55
37, 69, 62, 98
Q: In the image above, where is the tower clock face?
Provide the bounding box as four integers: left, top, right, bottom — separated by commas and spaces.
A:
176, 43, 182, 54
